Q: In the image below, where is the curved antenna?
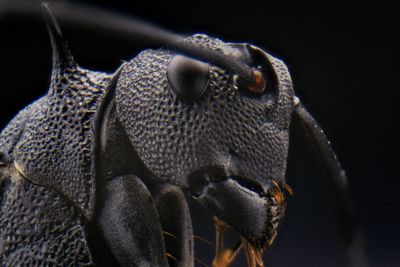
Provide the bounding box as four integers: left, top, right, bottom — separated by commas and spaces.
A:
293, 103, 369, 267
0, 1, 256, 87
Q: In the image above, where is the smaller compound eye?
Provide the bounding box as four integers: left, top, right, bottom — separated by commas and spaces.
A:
226, 43, 276, 97
167, 55, 209, 100
249, 70, 266, 94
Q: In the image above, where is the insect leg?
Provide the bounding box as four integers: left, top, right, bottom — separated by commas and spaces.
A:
97, 175, 169, 267
153, 184, 194, 267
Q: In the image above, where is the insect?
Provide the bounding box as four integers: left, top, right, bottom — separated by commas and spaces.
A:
0, 2, 363, 266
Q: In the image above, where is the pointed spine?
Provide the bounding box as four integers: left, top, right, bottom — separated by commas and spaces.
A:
41, 2, 76, 76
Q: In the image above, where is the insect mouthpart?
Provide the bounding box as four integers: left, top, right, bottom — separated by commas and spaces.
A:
229, 175, 268, 198
188, 171, 289, 266
210, 179, 289, 267
213, 216, 265, 267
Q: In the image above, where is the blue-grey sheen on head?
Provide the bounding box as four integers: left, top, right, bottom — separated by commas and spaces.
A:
115, 34, 294, 252
0, 2, 357, 267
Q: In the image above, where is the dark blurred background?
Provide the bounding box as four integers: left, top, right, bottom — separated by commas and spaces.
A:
0, 0, 398, 266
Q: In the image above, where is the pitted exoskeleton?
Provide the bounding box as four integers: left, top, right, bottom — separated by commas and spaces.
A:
0, 3, 361, 267
115, 34, 293, 251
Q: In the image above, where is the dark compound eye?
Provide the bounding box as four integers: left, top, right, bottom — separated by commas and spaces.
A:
167, 55, 209, 100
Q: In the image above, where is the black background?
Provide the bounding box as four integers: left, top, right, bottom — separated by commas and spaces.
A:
0, 0, 399, 266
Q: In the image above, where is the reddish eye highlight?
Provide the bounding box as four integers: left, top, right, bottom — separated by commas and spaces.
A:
248, 70, 266, 94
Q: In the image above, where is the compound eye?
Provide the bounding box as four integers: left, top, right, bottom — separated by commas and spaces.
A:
226, 43, 276, 97
167, 55, 209, 100
249, 70, 266, 94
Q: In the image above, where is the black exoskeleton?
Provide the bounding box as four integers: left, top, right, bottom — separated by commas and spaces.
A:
0, 3, 363, 267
